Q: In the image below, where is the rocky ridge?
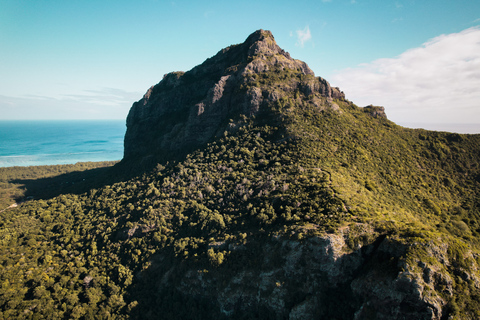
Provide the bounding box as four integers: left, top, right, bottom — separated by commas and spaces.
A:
124, 30, 345, 161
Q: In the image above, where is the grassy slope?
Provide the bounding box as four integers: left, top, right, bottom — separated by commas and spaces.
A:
299, 100, 480, 240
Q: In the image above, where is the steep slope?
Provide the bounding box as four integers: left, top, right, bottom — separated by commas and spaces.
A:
0, 30, 480, 320
124, 29, 343, 162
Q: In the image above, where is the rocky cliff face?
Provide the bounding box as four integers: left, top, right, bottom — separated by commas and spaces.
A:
136, 224, 472, 320
124, 30, 345, 161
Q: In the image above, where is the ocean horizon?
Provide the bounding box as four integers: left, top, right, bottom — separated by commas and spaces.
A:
0, 120, 125, 167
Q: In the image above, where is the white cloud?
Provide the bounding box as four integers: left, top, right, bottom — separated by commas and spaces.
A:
331, 27, 480, 133
63, 88, 140, 107
296, 26, 312, 48
0, 88, 140, 120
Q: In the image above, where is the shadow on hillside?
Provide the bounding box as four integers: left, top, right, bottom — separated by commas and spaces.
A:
125, 233, 415, 320
10, 162, 140, 201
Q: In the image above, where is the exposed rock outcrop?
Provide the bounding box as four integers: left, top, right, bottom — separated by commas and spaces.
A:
364, 104, 387, 119
140, 226, 466, 319
124, 30, 345, 161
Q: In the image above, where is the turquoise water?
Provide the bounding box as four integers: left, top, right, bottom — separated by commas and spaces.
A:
0, 120, 125, 167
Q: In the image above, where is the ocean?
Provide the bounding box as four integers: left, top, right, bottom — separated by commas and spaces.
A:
0, 120, 125, 167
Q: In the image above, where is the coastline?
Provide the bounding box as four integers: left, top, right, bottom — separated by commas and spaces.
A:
0, 120, 125, 167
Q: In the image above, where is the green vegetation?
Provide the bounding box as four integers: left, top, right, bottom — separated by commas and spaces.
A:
0, 70, 479, 318
0, 161, 119, 210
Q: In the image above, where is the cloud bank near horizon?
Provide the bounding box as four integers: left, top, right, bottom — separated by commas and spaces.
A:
331, 27, 480, 132
0, 88, 139, 120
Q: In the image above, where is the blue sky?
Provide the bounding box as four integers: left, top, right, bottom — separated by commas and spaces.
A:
1, 0, 479, 133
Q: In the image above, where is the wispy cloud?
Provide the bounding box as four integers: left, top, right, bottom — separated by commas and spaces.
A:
0, 88, 140, 120
295, 26, 312, 48
331, 27, 480, 132
63, 88, 140, 106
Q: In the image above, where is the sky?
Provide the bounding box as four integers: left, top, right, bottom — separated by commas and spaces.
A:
1, 0, 479, 133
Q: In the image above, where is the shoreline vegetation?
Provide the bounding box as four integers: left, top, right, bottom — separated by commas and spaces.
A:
0, 161, 119, 210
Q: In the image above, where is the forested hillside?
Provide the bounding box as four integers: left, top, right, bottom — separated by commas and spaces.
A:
0, 30, 479, 319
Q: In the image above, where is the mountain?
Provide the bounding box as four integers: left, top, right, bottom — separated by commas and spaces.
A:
123, 30, 343, 162
1, 30, 480, 319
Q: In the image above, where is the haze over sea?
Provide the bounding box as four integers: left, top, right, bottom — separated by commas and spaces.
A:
0, 120, 125, 167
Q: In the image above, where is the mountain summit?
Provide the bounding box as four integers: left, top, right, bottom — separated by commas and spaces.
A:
124, 29, 345, 161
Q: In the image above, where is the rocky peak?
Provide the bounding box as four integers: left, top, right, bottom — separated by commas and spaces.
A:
241, 29, 314, 76
123, 30, 344, 162
363, 104, 387, 119
244, 29, 277, 55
